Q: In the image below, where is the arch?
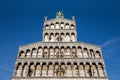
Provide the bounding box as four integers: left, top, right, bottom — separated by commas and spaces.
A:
85, 63, 92, 77
91, 63, 98, 77
71, 46, 77, 58
48, 62, 54, 76
42, 63, 47, 76
71, 32, 75, 35
89, 49, 95, 58
66, 46, 71, 58
48, 62, 53, 65
49, 46, 54, 58
55, 22, 59, 29
50, 33, 55, 42
50, 23, 54, 29
77, 46, 83, 58
67, 62, 72, 70
66, 63, 72, 76
37, 46, 43, 58
65, 23, 69, 29
50, 33, 54, 35
79, 63, 85, 77
60, 46, 65, 58
61, 33, 64, 35
19, 51, 25, 58
71, 32, 76, 42
26, 49, 31, 58
45, 24, 49, 29
60, 22, 64, 29
43, 47, 48, 58
44, 33, 49, 42
60, 63, 65, 77
66, 33, 70, 42
55, 62, 59, 76
83, 48, 89, 58
22, 63, 28, 77
55, 33, 59, 42
16, 63, 22, 77
98, 63, 104, 77
61, 62, 65, 70
28, 63, 35, 77
95, 51, 101, 58
60, 33, 65, 42
31, 48, 37, 58
71, 24, 75, 29
55, 46, 59, 58
56, 22, 59, 24
45, 33, 48, 35
35, 63, 41, 77
66, 33, 70, 35
73, 63, 79, 76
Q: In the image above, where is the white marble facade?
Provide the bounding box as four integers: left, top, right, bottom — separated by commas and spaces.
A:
12, 11, 108, 80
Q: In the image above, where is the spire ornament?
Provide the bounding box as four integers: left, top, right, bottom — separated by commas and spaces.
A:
56, 11, 64, 18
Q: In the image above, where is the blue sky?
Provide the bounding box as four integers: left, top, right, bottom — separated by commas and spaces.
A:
0, 0, 120, 80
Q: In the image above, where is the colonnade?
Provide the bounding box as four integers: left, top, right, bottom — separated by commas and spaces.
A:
45, 22, 75, 29
19, 46, 101, 59
15, 62, 105, 77
44, 32, 76, 42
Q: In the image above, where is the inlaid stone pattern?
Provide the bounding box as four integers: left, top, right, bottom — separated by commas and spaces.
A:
12, 11, 109, 80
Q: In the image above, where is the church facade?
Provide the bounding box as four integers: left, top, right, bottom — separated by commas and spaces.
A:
12, 11, 109, 80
